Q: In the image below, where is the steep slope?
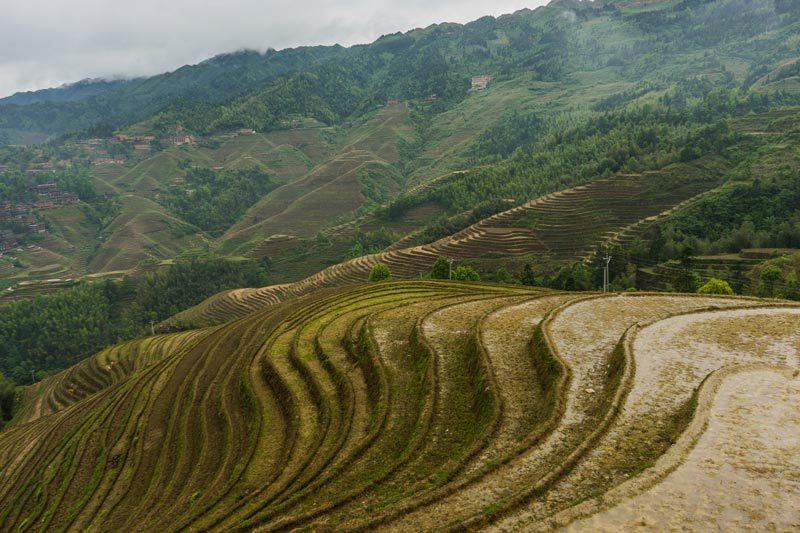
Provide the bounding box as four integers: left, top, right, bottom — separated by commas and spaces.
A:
221, 102, 412, 246
0, 282, 796, 530
168, 158, 724, 328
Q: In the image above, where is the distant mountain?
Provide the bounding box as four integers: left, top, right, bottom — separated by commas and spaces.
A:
0, 78, 137, 107
0, 0, 796, 145
0, 46, 345, 142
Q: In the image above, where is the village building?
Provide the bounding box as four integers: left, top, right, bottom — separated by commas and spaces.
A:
133, 143, 151, 151
469, 75, 493, 92
27, 222, 46, 234
0, 230, 18, 253
162, 134, 194, 146
237, 128, 257, 136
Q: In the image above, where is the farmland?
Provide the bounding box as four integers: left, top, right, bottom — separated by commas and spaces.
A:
0, 281, 797, 530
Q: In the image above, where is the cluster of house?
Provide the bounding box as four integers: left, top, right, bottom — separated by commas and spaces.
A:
0, 161, 74, 176
469, 75, 493, 92
93, 156, 128, 166
31, 183, 79, 205
0, 183, 80, 245
0, 229, 18, 254
112, 132, 195, 150
0, 205, 46, 237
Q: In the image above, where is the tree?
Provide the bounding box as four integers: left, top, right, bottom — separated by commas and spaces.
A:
520, 263, 537, 286
368, 263, 392, 282
0, 372, 16, 429
495, 267, 513, 284
758, 265, 782, 297
431, 256, 451, 280
452, 266, 480, 281
697, 278, 734, 295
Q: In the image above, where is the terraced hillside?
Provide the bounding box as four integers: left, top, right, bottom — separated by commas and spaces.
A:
169, 160, 723, 328
221, 102, 413, 248
1, 282, 797, 530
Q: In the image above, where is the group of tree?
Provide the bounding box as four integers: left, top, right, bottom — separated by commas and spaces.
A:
0, 256, 269, 386
164, 166, 277, 234
0, 166, 95, 204
368, 256, 480, 282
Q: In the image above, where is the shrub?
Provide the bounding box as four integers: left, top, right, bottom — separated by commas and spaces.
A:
758, 265, 782, 297
452, 266, 480, 281
520, 263, 537, 286
368, 263, 392, 282
697, 278, 734, 295
0, 372, 16, 429
431, 256, 451, 280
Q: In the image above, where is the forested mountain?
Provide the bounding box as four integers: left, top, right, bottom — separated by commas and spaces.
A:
0, 46, 345, 140
0, 78, 137, 107
2, 0, 795, 142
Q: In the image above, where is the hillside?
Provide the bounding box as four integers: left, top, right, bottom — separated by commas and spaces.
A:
166, 157, 726, 328
1, 281, 797, 530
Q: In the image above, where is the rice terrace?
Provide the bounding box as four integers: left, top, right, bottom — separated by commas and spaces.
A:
1, 0, 800, 531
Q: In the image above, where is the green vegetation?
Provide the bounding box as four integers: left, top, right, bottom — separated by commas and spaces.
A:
0, 167, 95, 203
0, 372, 16, 430
0, 257, 268, 384
452, 265, 480, 281
697, 278, 735, 295
164, 166, 277, 233
0, 283, 129, 384
431, 256, 451, 280
368, 263, 392, 282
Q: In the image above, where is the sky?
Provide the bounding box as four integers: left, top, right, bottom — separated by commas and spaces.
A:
0, 0, 548, 98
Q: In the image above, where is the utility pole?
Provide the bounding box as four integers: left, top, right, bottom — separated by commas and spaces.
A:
150, 320, 156, 336
603, 252, 612, 293
448, 258, 455, 280
30, 369, 36, 385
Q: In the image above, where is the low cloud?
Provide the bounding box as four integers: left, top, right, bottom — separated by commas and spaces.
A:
0, 0, 546, 98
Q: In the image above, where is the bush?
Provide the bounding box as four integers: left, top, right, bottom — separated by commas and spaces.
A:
431, 256, 451, 280
0, 372, 16, 429
697, 278, 734, 295
758, 265, 783, 297
452, 266, 480, 281
368, 263, 392, 282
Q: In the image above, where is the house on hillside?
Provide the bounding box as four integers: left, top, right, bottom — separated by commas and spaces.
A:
238, 128, 257, 136
469, 75, 493, 92
133, 143, 151, 151
0, 230, 17, 253
162, 134, 194, 146
114, 134, 130, 142
27, 222, 46, 234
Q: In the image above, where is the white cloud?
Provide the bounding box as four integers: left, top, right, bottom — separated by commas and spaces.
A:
0, 0, 546, 98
